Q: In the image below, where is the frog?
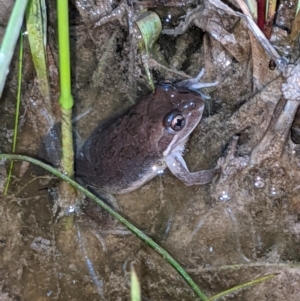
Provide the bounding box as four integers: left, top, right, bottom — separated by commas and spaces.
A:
75, 70, 220, 194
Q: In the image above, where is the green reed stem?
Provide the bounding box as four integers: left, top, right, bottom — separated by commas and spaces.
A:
57, 0, 73, 110
57, 0, 74, 184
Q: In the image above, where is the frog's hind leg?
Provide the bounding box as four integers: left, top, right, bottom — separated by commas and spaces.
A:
81, 184, 122, 212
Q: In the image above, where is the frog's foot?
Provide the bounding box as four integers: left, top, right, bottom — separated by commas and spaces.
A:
222, 136, 249, 171
175, 68, 218, 99
165, 151, 220, 186
76, 180, 122, 212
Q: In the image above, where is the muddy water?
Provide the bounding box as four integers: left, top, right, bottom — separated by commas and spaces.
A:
1, 0, 300, 300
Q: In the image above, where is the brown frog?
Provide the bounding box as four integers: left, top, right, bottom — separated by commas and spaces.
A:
75, 72, 220, 194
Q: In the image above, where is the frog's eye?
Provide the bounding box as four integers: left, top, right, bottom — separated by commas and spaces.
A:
164, 111, 186, 132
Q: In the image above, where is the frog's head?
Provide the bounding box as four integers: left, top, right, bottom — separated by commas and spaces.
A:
146, 83, 205, 157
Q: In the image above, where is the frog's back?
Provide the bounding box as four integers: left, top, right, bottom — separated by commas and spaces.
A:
75, 84, 205, 193
75, 91, 172, 193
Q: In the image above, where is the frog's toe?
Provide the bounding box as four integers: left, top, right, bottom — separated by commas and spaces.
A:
175, 68, 218, 97
189, 81, 219, 90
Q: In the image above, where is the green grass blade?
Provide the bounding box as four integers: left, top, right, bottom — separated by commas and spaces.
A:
207, 274, 277, 301
0, 0, 29, 97
26, 0, 50, 102
131, 265, 141, 301
0, 153, 208, 301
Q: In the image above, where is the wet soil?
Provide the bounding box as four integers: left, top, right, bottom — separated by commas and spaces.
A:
1, 0, 300, 300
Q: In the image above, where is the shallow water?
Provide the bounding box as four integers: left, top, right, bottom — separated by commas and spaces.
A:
1, 0, 300, 300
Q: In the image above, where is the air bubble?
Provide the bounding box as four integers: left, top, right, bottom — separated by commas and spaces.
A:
66, 205, 75, 214
219, 191, 231, 201
152, 162, 165, 174
164, 13, 172, 23
241, 160, 248, 167
254, 176, 265, 188
270, 187, 278, 196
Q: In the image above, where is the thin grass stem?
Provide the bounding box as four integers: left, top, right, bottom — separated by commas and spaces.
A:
4, 33, 24, 195
0, 153, 208, 301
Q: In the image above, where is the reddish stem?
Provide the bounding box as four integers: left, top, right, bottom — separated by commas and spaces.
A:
257, 0, 266, 31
